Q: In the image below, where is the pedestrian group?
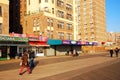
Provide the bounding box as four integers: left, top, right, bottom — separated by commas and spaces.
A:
109, 47, 119, 57
19, 50, 35, 75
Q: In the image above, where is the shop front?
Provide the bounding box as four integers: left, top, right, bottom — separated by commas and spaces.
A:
27, 34, 49, 57
0, 36, 28, 59
60, 40, 82, 55
47, 39, 62, 56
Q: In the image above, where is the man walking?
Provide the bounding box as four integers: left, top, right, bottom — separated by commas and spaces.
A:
115, 47, 119, 57
110, 48, 114, 57
29, 50, 35, 72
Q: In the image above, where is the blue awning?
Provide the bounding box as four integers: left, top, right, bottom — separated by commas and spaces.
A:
47, 39, 62, 45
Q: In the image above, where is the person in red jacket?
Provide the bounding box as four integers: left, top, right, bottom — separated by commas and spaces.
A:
19, 50, 31, 75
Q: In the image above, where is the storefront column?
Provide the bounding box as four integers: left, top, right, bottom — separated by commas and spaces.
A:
7, 46, 10, 60
54, 46, 56, 56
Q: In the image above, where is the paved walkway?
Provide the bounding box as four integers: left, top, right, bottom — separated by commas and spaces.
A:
0, 52, 120, 80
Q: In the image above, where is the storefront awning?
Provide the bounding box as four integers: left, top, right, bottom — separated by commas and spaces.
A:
29, 41, 49, 47
47, 39, 62, 45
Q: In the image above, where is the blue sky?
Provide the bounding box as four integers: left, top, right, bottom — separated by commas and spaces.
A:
106, 0, 120, 32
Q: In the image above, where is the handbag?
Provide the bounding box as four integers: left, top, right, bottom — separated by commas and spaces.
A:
19, 61, 22, 66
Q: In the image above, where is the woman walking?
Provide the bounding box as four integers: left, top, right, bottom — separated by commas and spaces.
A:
19, 50, 31, 75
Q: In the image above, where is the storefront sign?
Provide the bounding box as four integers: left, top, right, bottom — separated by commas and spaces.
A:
81, 41, 86, 45
86, 42, 89, 45
71, 41, 77, 45
77, 41, 81, 45
62, 40, 70, 44
39, 36, 48, 41
89, 42, 93, 45
10, 32, 26, 37
0, 36, 28, 42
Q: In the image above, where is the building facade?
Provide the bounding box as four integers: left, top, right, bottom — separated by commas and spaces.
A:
74, 0, 107, 44
23, 0, 74, 40
0, 0, 9, 34
107, 32, 120, 46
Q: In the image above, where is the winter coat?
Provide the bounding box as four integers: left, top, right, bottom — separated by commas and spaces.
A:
21, 52, 29, 67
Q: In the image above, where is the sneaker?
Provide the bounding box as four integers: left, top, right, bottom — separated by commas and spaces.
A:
28, 72, 32, 74
19, 73, 22, 75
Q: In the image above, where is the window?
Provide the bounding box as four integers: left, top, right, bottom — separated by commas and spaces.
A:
58, 32, 64, 39
52, 0, 54, 3
45, 0, 48, 2
66, 4, 72, 11
66, 24, 72, 30
57, 22, 64, 29
50, 19, 53, 26
39, 0, 41, 3
29, 0, 30, 5
66, 13, 72, 20
57, 10, 64, 18
47, 18, 50, 26
47, 18, 53, 26
52, 8, 54, 14
44, 7, 49, 12
0, 6, 2, 16
57, 0, 64, 7
66, 33, 72, 40
0, 23, 2, 34
33, 18, 40, 32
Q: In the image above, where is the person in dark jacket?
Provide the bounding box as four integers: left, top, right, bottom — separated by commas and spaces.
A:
29, 50, 35, 72
19, 50, 31, 75
115, 47, 119, 57
110, 48, 114, 57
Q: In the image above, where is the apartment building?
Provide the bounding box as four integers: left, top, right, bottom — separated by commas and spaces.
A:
0, 0, 9, 34
74, 0, 107, 44
23, 0, 74, 40
116, 32, 120, 46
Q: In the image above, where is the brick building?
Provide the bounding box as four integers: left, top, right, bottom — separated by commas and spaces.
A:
0, 0, 9, 34
23, 0, 74, 40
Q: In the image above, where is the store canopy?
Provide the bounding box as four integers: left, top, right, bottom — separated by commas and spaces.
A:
47, 39, 62, 45
29, 41, 49, 47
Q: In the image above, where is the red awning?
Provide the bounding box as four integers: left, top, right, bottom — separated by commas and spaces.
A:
29, 41, 49, 47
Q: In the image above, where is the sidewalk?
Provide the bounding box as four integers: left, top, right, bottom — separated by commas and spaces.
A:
0, 51, 109, 65
0, 52, 119, 80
